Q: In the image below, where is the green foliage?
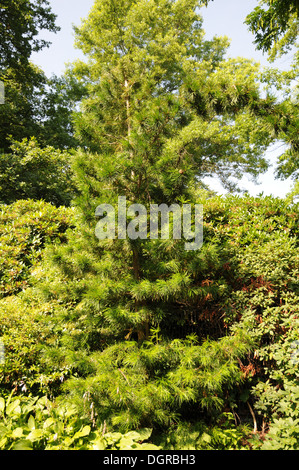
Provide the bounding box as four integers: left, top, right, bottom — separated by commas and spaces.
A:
0, 2, 80, 153
0, 394, 159, 450
204, 196, 299, 449
71, 0, 280, 192
0, 199, 76, 298
59, 331, 253, 432
286, 180, 299, 204
0, 138, 75, 205
245, 0, 299, 60
93, 429, 160, 451
213, 196, 299, 450
0, 65, 85, 152
203, 1, 299, 180
158, 414, 249, 450
0, 0, 59, 71
36, 190, 298, 439
265, 82, 299, 181
260, 416, 299, 450
252, 379, 299, 449
0, 200, 76, 392
35, 72, 87, 150
1, 192, 298, 448
0, 64, 46, 152
0, 0, 298, 451
0, 294, 72, 393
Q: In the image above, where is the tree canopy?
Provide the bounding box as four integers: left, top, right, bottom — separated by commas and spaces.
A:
0, 0, 84, 152
0, 0, 59, 70
245, 0, 299, 60
72, 0, 282, 194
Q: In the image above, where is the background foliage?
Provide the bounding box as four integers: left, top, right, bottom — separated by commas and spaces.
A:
0, 139, 76, 206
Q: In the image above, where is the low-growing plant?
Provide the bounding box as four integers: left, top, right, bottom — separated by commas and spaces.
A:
0, 394, 160, 450
0, 199, 76, 298
156, 414, 250, 450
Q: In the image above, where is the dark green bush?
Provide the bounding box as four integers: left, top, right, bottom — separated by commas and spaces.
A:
0, 138, 75, 206
0, 200, 76, 392
36, 194, 298, 448
0, 199, 76, 298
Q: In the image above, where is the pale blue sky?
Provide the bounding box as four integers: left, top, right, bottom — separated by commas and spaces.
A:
30, 0, 295, 198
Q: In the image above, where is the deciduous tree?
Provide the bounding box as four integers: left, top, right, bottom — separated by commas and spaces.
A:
245, 0, 299, 61
0, 0, 59, 71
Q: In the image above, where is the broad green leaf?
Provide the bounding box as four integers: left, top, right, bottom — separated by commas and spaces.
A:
138, 443, 161, 450
43, 417, 56, 429
118, 437, 135, 449
64, 404, 78, 418
134, 428, 152, 441
12, 439, 33, 450
201, 432, 212, 443
27, 429, 43, 441
0, 437, 8, 449
124, 431, 141, 440
28, 415, 35, 430
12, 427, 24, 439
104, 432, 122, 445
0, 397, 5, 413
6, 400, 21, 416
0, 425, 7, 437
92, 438, 107, 450
36, 396, 50, 407
63, 436, 74, 447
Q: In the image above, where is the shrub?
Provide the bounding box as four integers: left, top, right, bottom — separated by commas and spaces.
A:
32, 194, 298, 445
0, 200, 77, 393
0, 138, 75, 206
59, 330, 253, 432
0, 199, 76, 298
215, 196, 299, 449
0, 293, 75, 394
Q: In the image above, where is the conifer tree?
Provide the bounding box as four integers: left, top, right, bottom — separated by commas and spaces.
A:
39, 0, 283, 430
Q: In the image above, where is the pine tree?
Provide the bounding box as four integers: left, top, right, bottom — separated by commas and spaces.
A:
38, 0, 282, 430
